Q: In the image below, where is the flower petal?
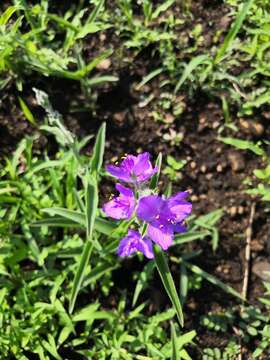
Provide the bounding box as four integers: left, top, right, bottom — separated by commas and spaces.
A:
168, 192, 192, 222
117, 230, 141, 257
133, 152, 157, 182
103, 184, 135, 219
115, 183, 133, 197
106, 164, 131, 182
137, 195, 164, 223
147, 224, 173, 250
174, 223, 187, 233
137, 237, 154, 259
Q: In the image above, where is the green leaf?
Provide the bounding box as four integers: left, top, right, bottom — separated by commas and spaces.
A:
180, 263, 188, 305
42, 334, 62, 360
85, 177, 98, 239
150, 153, 162, 190
132, 261, 155, 307
174, 55, 210, 93
154, 245, 184, 327
86, 76, 118, 88
69, 240, 93, 314
215, 0, 254, 64
171, 322, 180, 360
83, 262, 119, 288
137, 67, 163, 89
219, 137, 264, 156
173, 231, 210, 246
73, 303, 100, 322
33, 212, 117, 235
41, 208, 85, 226
90, 122, 106, 175
18, 97, 37, 125
184, 262, 244, 301
0, 5, 19, 25
69, 177, 98, 314
152, 0, 175, 19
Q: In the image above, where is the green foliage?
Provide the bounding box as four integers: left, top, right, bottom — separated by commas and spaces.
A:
163, 156, 187, 182
0, 1, 116, 90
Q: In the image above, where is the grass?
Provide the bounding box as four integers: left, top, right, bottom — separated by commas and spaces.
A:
1, 0, 270, 358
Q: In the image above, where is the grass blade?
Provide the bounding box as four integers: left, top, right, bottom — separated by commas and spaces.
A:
42, 208, 85, 226
132, 261, 155, 307
154, 245, 184, 327
85, 177, 98, 239
174, 55, 210, 93
184, 261, 244, 301
219, 137, 264, 156
214, 0, 254, 64
69, 178, 98, 313
69, 240, 93, 314
150, 153, 162, 190
90, 122, 106, 175
171, 321, 180, 360
137, 67, 163, 89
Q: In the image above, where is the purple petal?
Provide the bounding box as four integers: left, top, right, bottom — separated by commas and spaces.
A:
174, 223, 187, 233
168, 192, 192, 223
103, 184, 135, 219
106, 164, 131, 182
115, 183, 133, 197
168, 191, 189, 205
133, 152, 158, 182
137, 195, 164, 223
117, 230, 140, 257
117, 229, 154, 258
137, 237, 154, 259
147, 224, 173, 250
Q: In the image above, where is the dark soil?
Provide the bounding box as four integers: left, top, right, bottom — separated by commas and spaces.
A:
1, 0, 270, 358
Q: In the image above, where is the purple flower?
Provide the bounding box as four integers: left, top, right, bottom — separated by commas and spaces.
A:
103, 183, 135, 220
106, 152, 157, 184
117, 229, 154, 259
137, 192, 192, 250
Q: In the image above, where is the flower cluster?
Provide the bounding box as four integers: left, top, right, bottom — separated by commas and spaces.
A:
103, 153, 192, 259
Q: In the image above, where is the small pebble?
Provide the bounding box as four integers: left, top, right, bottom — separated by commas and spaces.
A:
251, 240, 264, 252
96, 59, 111, 70
228, 151, 245, 172
228, 206, 237, 217
239, 119, 264, 136
200, 165, 207, 173
238, 206, 244, 215
191, 195, 199, 202
252, 261, 270, 282
190, 161, 196, 169
216, 164, 223, 172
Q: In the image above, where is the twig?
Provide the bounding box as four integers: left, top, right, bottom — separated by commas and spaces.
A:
242, 203, 256, 300
232, 326, 243, 360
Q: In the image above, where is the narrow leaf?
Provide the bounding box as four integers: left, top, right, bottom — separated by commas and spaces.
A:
90, 122, 106, 175
69, 177, 98, 313
154, 245, 184, 327
174, 55, 210, 93
150, 153, 162, 190
171, 321, 180, 360
184, 262, 244, 301
215, 0, 254, 64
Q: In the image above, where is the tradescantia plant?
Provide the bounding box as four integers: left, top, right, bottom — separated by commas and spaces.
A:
32, 89, 189, 327
102, 153, 192, 326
